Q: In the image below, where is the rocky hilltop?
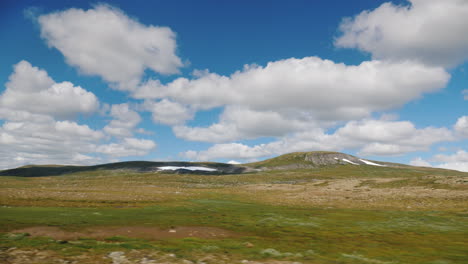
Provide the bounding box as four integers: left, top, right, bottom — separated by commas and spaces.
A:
246, 151, 389, 171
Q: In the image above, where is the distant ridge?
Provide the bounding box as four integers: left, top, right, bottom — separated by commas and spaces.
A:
1, 151, 462, 177
0, 161, 245, 177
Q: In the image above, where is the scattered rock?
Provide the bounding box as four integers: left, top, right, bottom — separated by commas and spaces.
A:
260, 248, 282, 257
109, 251, 129, 264
244, 242, 254, 248
140, 257, 156, 264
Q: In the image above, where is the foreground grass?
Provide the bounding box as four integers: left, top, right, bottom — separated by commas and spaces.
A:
1, 199, 467, 263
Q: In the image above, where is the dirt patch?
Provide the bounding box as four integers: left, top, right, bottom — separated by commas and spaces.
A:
11, 226, 238, 240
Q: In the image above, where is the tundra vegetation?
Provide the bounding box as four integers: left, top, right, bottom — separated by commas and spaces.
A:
0, 152, 467, 264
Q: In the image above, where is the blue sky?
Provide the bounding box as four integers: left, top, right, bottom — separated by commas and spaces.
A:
0, 0, 467, 171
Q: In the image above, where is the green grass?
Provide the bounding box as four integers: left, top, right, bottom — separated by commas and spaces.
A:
1, 199, 467, 263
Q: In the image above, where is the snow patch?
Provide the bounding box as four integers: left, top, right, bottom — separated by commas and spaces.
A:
359, 159, 386, 167
342, 158, 359, 165
158, 166, 217, 172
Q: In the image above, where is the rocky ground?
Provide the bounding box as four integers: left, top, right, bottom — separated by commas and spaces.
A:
0, 248, 306, 264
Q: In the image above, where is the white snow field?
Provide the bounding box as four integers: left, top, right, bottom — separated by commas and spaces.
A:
359, 159, 386, 167
157, 166, 218, 172
341, 158, 359, 165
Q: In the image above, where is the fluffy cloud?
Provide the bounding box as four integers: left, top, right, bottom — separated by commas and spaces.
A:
183, 143, 272, 161
181, 119, 453, 161
97, 137, 156, 157
38, 4, 182, 91
463, 90, 468, 100
174, 106, 316, 143
335, 119, 453, 156
103, 103, 141, 137
0, 113, 156, 168
432, 150, 468, 164
410, 150, 468, 172
335, 0, 468, 68
136, 57, 449, 144
0, 61, 99, 119
454, 116, 468, 138
409, 157, 432, 167
143, 99, 193, 126
437, 162, 468, 172
0, 117, 104, 169
55, 120, 104, 140
0, 61, 104, 168
135, 58, 448, 117
0, 61, 157, 169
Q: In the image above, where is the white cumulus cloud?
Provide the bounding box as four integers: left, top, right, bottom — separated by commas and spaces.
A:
335, 119, 454, 156
103, 103, 142, 137
136, 57, 449, 144
38, 4, 183, 91
454, 116, 468, 138
0, 117, 104, 169
409, 157, 432, 167
143, 99, 193, 126
97, 137, 156, 157
135, 58, 449, 118
181, 119, 453, 161
432, 150, 468, 164
0, 61, 99, 119
55, 120, 104, 140
173, 106, 316, 143
335, 0, 468, 68
411, 150, 468, 172
0, 61, 157, 169
437, 162, 468, 172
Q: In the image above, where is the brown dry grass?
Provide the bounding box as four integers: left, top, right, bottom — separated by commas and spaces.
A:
230, 178, 468, 210
1, 169, 467, 211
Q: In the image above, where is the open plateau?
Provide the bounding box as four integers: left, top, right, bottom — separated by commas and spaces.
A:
0, 151, 467, 264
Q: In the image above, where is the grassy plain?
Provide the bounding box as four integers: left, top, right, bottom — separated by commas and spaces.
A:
0, 163, 467, 263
